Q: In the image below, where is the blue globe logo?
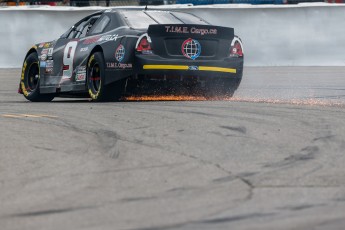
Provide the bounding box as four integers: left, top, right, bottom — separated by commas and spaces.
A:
115, 44, 125, 62
181, 38, 201, 60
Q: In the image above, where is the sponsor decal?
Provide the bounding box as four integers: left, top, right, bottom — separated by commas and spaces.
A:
83, 35, 101, 45
41, 49, 48, 55
80, 47, 89, 52
43, 42, 51, 48
38, 43, 45, 48
165, 26, 189, 34
76, 73, 86, 81
46, 60, 54, 68
40, 54, 47, 61
188, 66, 199, 71
115, 44, 125, 62
75, 66, 86, 81
40, 61, 46, 68
45, 67, 53, 74
106, 62, 132, 69
191, 27, 217, 36
48, 48, 54, 56
165, 26, 217, 36
181, 38, 201, 60
98, 34, 118, 42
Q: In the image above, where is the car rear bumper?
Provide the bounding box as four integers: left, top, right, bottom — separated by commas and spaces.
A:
135, 54, 244, 79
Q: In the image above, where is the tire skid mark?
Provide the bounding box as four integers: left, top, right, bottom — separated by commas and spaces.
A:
200, 212, 275, 224
264, 145, 319, 168
0, 163, 189, 186
219, 125, 247, 134
94, 130, 120, 159
1, 114, 58, 118
133, 212, 275, 230
25, 114, 122, 159
7, 206, 94, 218
208, 131, 258, 141
175, 150, 255, 202
313, 134, 336, 142
278, 203, 326, 211
120, 196, 158, 203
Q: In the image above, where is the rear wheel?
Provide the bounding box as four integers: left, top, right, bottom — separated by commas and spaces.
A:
20, 52, 55, 102
203, 78, 240, 99
87, 52, 124, 102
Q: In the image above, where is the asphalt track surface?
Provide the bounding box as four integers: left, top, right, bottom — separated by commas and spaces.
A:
1, 67, 345, 230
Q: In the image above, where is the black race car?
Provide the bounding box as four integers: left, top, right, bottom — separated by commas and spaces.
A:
19, 9, 244, 102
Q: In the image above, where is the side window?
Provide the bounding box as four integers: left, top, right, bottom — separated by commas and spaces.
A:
67, 29, 78, 39
79, 25, 90, 38
66, 22, 86, 39
80, 19, 94, 38
88, 16, 110, 35
63, 15, 101, 39
73, 21, 87, 39
78, 16, 100, 38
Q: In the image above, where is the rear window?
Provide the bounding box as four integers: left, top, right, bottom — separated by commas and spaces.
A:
121, 11, 209, 29
145, 11, 183, 24
172, 12, 209, 25
121, 11, 157, 29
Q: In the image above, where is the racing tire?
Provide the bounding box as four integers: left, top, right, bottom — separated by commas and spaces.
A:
203, 78, 240, 99
20, 52, 55, 102
87, 52, 124, 102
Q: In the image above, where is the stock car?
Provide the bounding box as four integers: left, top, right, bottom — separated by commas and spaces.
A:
19, 9, 244, 102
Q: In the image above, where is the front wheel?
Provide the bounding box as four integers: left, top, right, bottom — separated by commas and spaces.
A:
20, 52, 55, 102
87, 52, 124, 102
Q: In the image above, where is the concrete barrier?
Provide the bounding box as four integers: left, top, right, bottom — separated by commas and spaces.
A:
1, 4, 344, 68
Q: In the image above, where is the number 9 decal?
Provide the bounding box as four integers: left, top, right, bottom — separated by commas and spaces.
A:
63, 41, 78, 79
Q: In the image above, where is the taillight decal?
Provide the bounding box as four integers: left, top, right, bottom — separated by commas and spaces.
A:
136, 33, 152, 53
232, 42, 243, 56
137, 37, 151, 52
230, 37, 244, 57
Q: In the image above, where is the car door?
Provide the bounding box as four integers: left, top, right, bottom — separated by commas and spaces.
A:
45, 14, 102, 89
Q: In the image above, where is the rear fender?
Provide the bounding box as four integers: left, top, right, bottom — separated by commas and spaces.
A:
103, 36, 136, 85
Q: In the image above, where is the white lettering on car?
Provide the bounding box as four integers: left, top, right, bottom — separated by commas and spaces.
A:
62, 41, 78, 79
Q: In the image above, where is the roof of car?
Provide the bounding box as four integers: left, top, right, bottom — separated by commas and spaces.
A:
108, 9, 170, 13
105, 9, 209, 25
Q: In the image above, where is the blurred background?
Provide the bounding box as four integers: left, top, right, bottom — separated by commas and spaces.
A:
0, 0, 343, 7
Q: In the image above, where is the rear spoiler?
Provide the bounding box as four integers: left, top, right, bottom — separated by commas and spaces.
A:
148, 24, 234, 39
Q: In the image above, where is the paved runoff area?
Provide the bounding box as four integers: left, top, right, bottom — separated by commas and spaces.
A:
1, 67, 345, 230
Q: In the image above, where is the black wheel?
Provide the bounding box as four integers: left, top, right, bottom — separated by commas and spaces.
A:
20, 52, 55, 102
203, 78, 241, 99
87, 52, 125, 102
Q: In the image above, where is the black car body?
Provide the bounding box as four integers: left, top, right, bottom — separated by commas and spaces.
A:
19, 9, 244, 102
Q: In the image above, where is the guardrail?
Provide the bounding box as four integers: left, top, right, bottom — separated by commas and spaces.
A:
1, 3, 344, 67
1, 0, 336, 7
